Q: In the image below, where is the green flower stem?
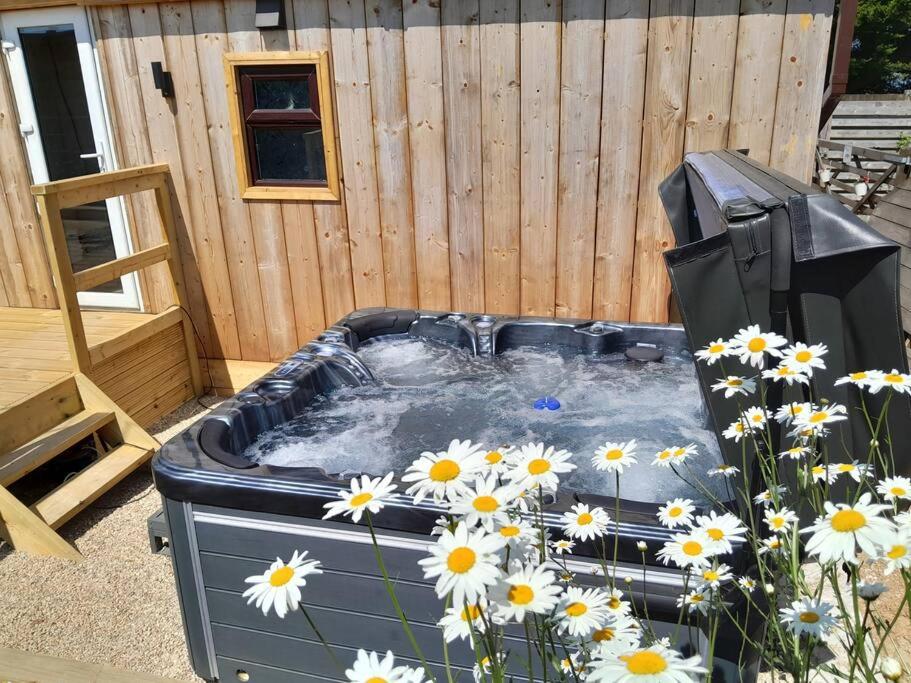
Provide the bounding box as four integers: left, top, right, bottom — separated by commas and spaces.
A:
365, 512, 435, 681
299, 605, 346, 676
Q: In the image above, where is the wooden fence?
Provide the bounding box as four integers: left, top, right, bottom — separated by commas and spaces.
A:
0, 0, 835, 362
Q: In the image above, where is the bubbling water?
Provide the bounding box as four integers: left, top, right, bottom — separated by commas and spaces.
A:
244, 337, 730, 505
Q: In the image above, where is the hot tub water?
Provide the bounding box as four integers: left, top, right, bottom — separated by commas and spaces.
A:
244, 337, 729, 505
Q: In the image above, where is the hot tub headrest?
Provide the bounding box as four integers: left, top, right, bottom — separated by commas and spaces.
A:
343, 309, 419, 344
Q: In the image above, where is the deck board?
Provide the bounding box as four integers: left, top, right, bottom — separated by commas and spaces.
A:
0, 306, 156, 410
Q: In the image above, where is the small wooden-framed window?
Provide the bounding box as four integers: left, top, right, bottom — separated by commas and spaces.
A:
225, 51, 340, 201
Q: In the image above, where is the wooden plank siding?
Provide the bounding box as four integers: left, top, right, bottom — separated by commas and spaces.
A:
0, 0, 835, 357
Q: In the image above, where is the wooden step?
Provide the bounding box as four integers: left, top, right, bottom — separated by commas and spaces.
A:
0, 410, 115, 487
31, 443, 153, 529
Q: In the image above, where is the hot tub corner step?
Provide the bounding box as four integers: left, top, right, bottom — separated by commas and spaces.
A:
31, 443, 153, 529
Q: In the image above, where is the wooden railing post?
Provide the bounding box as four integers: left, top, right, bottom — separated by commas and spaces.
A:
33, 193, 91, 373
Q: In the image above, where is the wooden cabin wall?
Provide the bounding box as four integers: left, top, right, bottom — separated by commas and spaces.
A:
0, 0, 834, 362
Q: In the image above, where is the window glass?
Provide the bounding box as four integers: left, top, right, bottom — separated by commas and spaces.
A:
253, 78, 311, 110
253, 128, 326, 182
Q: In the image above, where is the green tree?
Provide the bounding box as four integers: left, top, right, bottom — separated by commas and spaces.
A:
848, 0, 911, 93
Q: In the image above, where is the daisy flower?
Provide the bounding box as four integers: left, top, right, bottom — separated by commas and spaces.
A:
694, 510, 748, 554
764, 506, 798, 534
402, 439, 486, 503
742, 406, 770, 430
760, 536, 785, 555
722, 419, 750, 442
489, 563, 561, 622
508, 442, 575, 491
345, 650, 424, 683
438, 600, 490, 643
738, 576, 757, 593
605, 587, 632, 616
587, 644, 707, 682
551, 538, 575, 555
793, 403, 848, 433
657, 498, 695, 529
780, 342, 827, 376
591, 614, 642, 657
694, 338, 731, 365
418, 522, 505, 606
323, 472, 397, 523
449, 475, 516, 531
657, 530, 715, 569
479, 446, 514, 474
829, 460, 872, 483
877, 475, 911, 502
677, 589, 710, 615
858, 581, 887, 601
867, 369, 911, 394
835, 370, 876, 387
762, 363, 810, 385
754, 485, 787, 506
699, 563, 732, 590
881, 529, 911, 575
708, 464, 740, 478
779, 599, 836, 638
774, 401, 812, 424
493, 517, 536, 550
558, 652, 587, 677
557, 586, 611, 637
592, 439, 638, 474
711, 375, 756, 398
562, 503, 611, 541
472, 655, 503, 682
779, 445, 810, 460
242, 550, 322, 618
803, 493, 895, 565
728, 325, 788, 368
810, 464, 838, 485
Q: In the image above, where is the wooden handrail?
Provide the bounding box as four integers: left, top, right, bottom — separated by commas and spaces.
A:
31, 163, 169, 209
73, 243, 171, 291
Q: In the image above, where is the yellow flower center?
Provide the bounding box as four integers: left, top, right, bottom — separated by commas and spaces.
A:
728, 378, 743, 387
682, 540, 703, 556
430, 459, 460, 482
890, 486, 907, 497
461, 604, 482, 621
472, 495, 499, 512
500, 525, 520, 537
850, 371, 867, 380
674, 447, 687, 456
565, 602, 588, 617
709, 343, 725, 354
623, 651, 668, 675
799, 611, 820, 624
366, 678, 387, 683
812, 465, 825, 476
772, 518, 785, 529
528, 458, 551, 475
691, 595, 704, 603
658, 450, 672, 460
704, 570, 719, 581
707, 528, 725, 541
485, 451, 503, 464
269, 566, 295, 587
608, 596, 621, 610
751, 414, 763, 423
747, 338, 766, 353
593, 627, 615, 642
795, 350, 812, 363
577, 512, 594, 525
349, 492, 373, 507
830, 509, 866, 533
735, 423, 744, 433
668, 506, 683, 518
604, 448, 624, 461
508, 584, 534, 605
884, 373, 904, 384
837, 464, 854, 473
447, 546, 477, 573
887, 544, 907, 560
777, 367, 792, 376
809, 411, 829, 424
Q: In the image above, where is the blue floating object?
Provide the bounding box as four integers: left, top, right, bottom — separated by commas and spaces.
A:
533, 396, 561, 411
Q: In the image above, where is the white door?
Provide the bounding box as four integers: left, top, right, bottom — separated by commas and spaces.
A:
0, 6, 140, 309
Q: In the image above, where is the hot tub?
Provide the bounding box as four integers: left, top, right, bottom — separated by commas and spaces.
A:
153, 309, 760, 682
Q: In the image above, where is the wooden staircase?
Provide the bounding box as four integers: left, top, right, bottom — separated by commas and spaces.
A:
0, 373, 159, 560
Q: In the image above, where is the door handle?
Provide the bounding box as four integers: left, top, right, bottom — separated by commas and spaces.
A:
79, 152, 103, 159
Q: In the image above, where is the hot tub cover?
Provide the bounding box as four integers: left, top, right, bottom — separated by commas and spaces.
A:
661, 150, 911, 507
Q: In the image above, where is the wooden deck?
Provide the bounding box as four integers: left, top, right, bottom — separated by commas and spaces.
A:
0, 306, 194, 425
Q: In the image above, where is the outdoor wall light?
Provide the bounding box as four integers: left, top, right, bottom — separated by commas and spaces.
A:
151, 62, 174, 99
255, 0, 286, 29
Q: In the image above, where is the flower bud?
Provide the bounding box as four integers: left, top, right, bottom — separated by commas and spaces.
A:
637, 541, 648, 552
880, 656, 902, 681
764, 583, 775, 595
624, 575, 634, 585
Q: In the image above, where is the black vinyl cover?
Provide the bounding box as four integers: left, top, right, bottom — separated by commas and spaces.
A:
661, 150, 911, 509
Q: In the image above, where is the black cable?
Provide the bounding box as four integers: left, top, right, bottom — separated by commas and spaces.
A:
165, 304, 223, 412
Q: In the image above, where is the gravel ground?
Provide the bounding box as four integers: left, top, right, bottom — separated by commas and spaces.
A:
0, 398, 219, 682
0, 396, 906, 682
